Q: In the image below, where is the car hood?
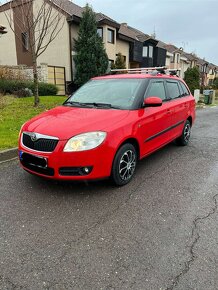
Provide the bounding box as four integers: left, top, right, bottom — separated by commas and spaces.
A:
23, 106, 130, 140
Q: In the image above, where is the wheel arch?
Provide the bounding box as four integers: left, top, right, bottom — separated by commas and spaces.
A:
187, 116, 193, 126
116, 138, 140, 160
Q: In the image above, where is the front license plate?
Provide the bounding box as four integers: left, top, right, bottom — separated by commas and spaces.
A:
20, 152, 47, 168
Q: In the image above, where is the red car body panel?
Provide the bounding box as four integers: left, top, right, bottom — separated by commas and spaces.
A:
18, 74, 196, 181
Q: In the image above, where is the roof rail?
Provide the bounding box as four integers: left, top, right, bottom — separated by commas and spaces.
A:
110, 67, 181, 76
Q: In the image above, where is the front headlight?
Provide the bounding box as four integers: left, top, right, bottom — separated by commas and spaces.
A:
63, 131, 107, 152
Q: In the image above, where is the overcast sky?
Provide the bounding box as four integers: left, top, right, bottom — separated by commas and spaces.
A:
74, 0, 218, 64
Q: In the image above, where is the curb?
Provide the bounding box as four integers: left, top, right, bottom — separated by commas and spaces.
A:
0, 148, 18, 163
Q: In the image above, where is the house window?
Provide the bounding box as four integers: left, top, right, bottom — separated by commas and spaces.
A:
97, 27, 103, 39
142, 46, 148, 57
107, 29, 115, 43
148, 46, 153, 58
108, 59, 114, 69
176, 54, 180, 63
170, 55, 174, 63
22, 32, 29, 51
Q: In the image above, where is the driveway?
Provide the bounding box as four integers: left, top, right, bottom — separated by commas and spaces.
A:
0, 107, 218, 290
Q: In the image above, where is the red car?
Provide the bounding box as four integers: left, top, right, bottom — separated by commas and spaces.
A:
18, 69, 195, 186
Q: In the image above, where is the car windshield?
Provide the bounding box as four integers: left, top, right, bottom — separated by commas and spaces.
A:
65, 79, 145, 109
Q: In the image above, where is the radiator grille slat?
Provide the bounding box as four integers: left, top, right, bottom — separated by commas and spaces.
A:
22, 133, 58, 152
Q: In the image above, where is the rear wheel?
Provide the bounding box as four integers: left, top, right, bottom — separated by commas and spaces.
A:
175, 120, 191, 146
111, 143, 137, 186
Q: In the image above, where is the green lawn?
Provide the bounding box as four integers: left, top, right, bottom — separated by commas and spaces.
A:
0, 95, 67, 150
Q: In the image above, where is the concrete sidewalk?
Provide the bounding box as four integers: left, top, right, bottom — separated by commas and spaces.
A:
0, 148, 17, 163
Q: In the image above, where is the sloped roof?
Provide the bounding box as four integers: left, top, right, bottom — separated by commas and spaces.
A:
119, 23, 154, 42
162, 44, 180, 53
182, 52, 198, 61
197, 58, 209, 65
96, 13, 119, 24
119, 24, 141, 41
51, 0, 84, 17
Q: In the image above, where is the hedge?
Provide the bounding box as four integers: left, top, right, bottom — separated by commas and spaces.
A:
0, 79, 58, 96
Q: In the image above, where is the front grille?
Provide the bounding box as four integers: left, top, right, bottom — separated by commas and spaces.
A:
22, 133, 58, 152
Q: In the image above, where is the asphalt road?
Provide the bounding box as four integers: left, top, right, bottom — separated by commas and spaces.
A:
0, 107, 218, 290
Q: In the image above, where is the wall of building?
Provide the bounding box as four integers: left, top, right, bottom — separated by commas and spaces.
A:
116, 39, 129, 68
0, 10, 17, 65
34, 0, 71, 82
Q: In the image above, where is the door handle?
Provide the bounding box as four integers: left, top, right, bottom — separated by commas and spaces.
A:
166, 109, 172, 114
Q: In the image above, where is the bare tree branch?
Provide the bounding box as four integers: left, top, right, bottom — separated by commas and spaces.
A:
3, 0, 66, 105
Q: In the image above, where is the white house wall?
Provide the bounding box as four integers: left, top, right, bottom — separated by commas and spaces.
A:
34, 0, 71, 81
0, 10, 17, 65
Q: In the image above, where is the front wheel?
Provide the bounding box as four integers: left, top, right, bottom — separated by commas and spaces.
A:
175, 120, 191, 146
111, 143, 137, 186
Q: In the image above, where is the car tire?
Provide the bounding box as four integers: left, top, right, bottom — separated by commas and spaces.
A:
175, 120, 191, 146
111, 143, 137, 186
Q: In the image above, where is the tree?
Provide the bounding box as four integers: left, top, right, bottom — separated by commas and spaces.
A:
4, 0, 65, 106
74, 4, 108, 87
213, 77, 218, 89
111, 52, 126, 70
184, 66, 200, 94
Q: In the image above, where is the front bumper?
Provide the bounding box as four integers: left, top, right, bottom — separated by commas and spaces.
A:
18, 139, 115, 180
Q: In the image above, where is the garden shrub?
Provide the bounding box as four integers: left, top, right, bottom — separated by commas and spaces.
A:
0, 79, 58, 96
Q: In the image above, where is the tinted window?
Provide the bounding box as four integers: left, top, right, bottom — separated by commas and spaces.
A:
179, 81, 190, 96
147, 81, 166, 100
166, 81, 181, 99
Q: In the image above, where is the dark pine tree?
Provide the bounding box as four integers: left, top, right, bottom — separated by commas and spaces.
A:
184, 66, 200, 94
74, 4, 108, 86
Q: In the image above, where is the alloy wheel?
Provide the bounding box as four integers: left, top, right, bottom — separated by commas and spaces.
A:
119, 150, 136, 181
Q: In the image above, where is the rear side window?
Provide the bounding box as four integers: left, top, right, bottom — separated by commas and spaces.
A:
146, 81, 166, 100
179, 81, 190, 96
166, 81, 181, 99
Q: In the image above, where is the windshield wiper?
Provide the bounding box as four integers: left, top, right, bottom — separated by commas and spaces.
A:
63, 101, 93, 107
64, 101, 121, 109
83, 102, 121, 109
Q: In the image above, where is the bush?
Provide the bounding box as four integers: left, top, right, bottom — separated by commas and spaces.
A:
0, 79, 58, 96
38, 83, 58, 96
14, 88, 33, 98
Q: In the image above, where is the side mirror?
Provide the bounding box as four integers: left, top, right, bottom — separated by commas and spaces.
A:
143, 96, 163, 107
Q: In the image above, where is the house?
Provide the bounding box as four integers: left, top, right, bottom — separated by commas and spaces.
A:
119, 23, 166, 68
0, 0, 132, 93
196, 58, 210, 87
0, 0, 216, 92
206, 63, 217, 86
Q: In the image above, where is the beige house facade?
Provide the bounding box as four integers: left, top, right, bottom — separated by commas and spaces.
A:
0, 12, 17, 66
0, 0, 132, 90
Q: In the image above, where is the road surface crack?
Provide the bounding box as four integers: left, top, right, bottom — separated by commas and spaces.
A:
0, 274, 25, 289
165, 193, 218, 290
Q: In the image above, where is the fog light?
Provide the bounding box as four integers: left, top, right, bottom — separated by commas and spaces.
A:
83, 167, 90, 173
